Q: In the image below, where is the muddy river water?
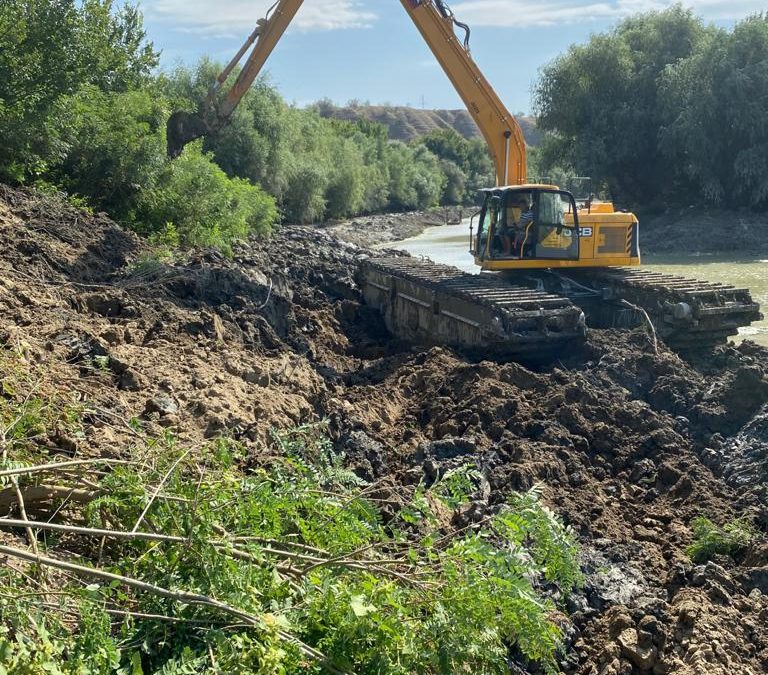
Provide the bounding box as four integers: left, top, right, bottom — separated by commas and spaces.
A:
386, 220, 768, 347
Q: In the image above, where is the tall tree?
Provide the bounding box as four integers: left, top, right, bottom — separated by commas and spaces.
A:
660, 14, 768, 207
534, 6, 709, 207
0, 0, 158, 182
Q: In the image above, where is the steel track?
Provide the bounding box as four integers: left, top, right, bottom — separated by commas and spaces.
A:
360, 257, 586, 358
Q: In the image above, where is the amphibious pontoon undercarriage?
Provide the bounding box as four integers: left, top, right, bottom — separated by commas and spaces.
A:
360, 258, 762, 359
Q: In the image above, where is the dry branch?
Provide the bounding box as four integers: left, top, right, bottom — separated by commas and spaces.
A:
0, 458, 131, 479
0, 518, 186, 544
10, 479, 38, 554
0, 485, 99, 510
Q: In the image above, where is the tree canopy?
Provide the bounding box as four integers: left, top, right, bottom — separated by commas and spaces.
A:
0, 0, 158, 182
534, 7, 768, 211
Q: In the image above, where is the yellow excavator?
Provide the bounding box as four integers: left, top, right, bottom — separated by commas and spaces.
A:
169, 0, 761, 358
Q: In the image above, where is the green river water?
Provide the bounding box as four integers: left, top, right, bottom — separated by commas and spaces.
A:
386, 221, 768, 347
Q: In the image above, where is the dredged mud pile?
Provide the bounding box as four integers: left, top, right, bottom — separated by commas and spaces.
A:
1, 185, 766, 675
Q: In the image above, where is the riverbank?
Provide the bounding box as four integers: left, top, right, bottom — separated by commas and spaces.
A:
1, 185, 767, 674
637, 208, 768, 256
318, 206, 465, 247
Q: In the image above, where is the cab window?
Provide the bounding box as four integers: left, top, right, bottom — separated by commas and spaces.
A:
475, 196, 500, 258
533, 191, 579, 260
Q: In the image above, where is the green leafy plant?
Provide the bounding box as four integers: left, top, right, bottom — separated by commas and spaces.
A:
0, 347, 82, 460
135, 143, 278, 252
686, 516, 758, 563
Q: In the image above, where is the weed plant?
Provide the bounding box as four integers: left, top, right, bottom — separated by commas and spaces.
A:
686, 516, 758, 563
0, 349, 581, 674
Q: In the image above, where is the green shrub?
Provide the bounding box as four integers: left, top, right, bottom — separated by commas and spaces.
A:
2, 0, 495, 235
281, 163, 328, 224
416, 129, 493, 203
0, 0, 158, 183
54, 85, 168, 218
686, 516, 758, 563
49, 85, 278, 250
439, 159, 467, 205
659, 13, 768, 207
534, 9, 768, 210
136, 144, 278, 251
386, 141, 445, 211
324, 141, 366, 220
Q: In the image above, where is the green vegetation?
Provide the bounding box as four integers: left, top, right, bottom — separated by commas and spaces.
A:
686, 516, 758, 563
169, 62, 491, 221
0, 349, 581, 674
0, 1, 277, 251
418, 129, 495, 205
0, 0, 158, 184
534, 7, 768, 210
0, 1, 490, 254
6, 1, 768, 242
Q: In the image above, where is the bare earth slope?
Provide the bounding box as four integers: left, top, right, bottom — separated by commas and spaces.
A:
1, 185, 767, 674
640, 208, 768, 257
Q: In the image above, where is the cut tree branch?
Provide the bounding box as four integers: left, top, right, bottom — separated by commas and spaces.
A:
0, 543, 354, 675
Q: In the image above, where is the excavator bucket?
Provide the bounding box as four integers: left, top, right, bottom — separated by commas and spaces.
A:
166, 110, 210, 159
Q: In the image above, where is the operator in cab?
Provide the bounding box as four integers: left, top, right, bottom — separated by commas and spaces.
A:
500, 194, 534, 258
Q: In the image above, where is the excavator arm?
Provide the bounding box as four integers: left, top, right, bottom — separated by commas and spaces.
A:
166, 0, 527, 185
167, 0, 305, 158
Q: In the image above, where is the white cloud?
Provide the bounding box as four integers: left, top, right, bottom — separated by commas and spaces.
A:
144, 0, 376, 37
451, 0, 765, 27
143, 0, 762, 38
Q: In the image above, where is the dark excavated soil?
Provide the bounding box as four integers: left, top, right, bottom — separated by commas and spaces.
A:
1, 185, 767, 675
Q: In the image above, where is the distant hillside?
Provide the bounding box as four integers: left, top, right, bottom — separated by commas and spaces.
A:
315, 102, 541, 147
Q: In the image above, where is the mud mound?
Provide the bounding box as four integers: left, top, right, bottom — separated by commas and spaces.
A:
1, 185, 766, 674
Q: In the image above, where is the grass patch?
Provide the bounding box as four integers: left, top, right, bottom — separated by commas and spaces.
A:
0, 343, 83, 460
0, 349, 582, 674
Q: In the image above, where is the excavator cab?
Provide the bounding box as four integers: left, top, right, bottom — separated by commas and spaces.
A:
473, 186, 580, 265
473, 185, 641, 271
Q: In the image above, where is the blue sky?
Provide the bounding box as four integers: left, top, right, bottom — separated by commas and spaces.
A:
140, 0, 764, 114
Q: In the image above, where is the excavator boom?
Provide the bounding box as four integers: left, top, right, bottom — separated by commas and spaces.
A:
399, 1, 525, 185
167, 0, 526, 187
